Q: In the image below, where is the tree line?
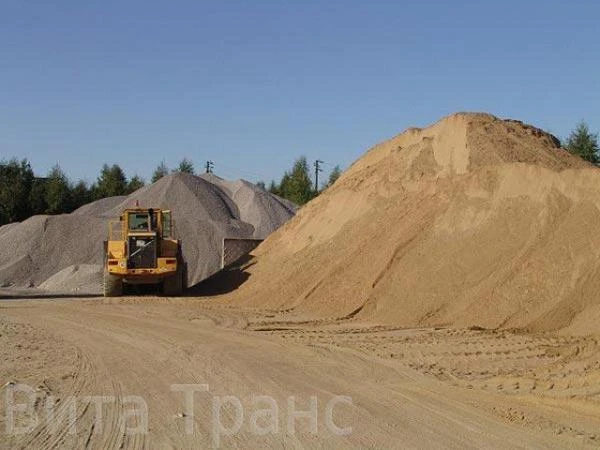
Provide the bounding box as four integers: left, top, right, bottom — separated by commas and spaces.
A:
0, 157, 198, 226
0, 155, 342, 226
257, 157, 342, 206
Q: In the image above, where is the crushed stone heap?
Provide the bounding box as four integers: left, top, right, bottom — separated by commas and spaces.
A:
0, 173, 296, 291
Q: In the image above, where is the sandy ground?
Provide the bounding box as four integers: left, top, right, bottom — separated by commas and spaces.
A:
1, 296, 599, 449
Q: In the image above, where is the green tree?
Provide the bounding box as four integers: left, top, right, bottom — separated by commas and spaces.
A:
29, 177, 49, 216
95, 164, 128, 199
175, 158, 194, 174
71, 180, 92, 210
326, 165, 342, 187
152, 161, 170, 182
255, 180, 266, 190
44, 164, 72, 214
278, 173, 291, 198
127, 175, 145, 193
566, 121, 599, 164
268, 180, 279, 196
0, 158, 35, 225
278, 157, 314, 205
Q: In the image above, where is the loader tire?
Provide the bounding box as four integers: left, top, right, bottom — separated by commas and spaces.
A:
103, 268, 123, 297
181, 262, 188, 290
163, 264, 184, 296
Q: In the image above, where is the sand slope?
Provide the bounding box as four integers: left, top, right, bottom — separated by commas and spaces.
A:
0, 173, 295, 290
231, 113, 600, 335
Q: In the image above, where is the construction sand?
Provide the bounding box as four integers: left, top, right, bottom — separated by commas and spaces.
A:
227, 113, 600, 335
0, 173, 295, 292
1, 298, 598, 448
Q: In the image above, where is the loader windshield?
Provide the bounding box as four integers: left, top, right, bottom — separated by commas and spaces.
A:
129, 212, 151, 231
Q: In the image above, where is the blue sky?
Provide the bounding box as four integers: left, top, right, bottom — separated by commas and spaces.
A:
1, 1, 598, 184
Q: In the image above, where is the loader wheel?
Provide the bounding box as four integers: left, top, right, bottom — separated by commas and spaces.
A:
163, 264, 184, 296
181, 262, 188, 290
103, 268, 123, 297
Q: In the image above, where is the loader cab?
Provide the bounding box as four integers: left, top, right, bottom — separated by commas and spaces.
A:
120, 208, 174, 269
122, 209, 173, 238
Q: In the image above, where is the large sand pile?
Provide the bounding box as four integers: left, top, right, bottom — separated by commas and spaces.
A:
0, 173, 295, 292
230, 113, 600, 335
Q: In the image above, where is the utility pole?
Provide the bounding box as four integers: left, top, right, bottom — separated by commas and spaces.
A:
205, 160, 214, 174
314, 160, 324, 194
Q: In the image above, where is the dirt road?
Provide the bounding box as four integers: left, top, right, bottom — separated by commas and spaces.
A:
1, 298, 598, 448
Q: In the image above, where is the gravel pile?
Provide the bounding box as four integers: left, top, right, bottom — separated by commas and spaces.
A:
0, 173, 296, 292
38, 264, 104, 294
200, 174, 297, 238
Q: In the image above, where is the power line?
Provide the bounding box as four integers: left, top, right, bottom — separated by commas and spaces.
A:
314, 159, 324, 193
195, 157, 335, 186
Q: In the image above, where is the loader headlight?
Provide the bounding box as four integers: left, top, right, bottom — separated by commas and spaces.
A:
119, 261, 126, 268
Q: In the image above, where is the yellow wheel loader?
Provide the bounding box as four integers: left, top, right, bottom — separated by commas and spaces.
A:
103, 207, 186, 297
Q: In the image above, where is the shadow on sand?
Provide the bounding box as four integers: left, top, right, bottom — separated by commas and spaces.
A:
0, 290, 100, 300
0, 255, 256, 300
185, 255, 256, 297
